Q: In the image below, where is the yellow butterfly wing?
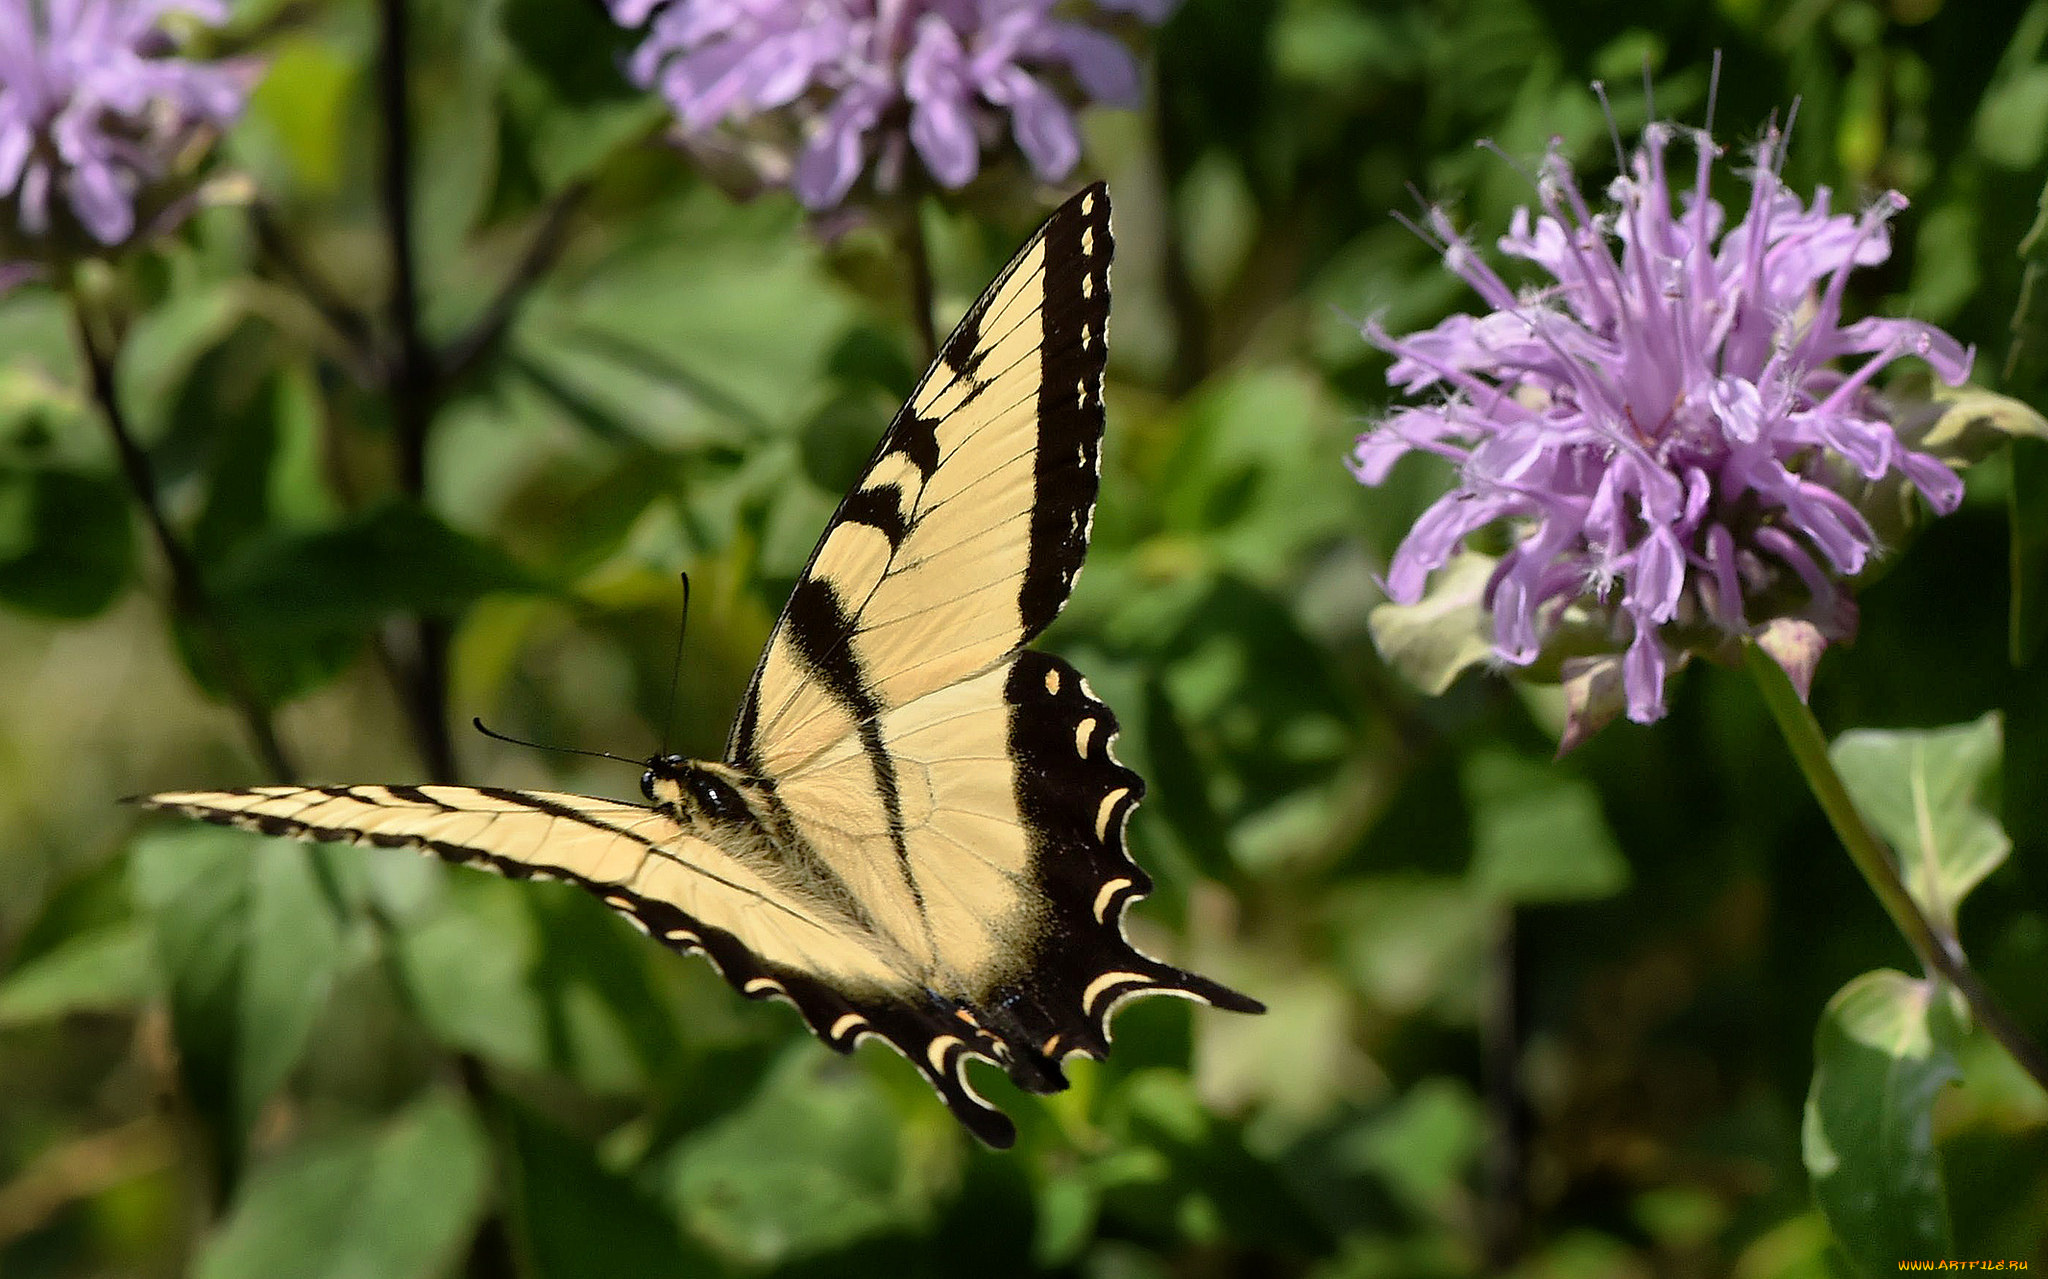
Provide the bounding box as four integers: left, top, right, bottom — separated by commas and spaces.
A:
139, 185, 1261, 1149
720, 184, 1260, 1144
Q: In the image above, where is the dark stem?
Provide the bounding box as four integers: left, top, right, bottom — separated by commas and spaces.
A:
371, 10, 513, 1273
1746, 645, 2048, 1092
900, 199, 939, 367
1480, 904, 1526, 1273
71, 301, 300, 784
376, 0, 456, 783
442, 178, 594, 384
377, 0, 434, 496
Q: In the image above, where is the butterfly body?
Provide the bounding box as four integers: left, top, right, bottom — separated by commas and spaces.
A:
140, 184, 1260, 1147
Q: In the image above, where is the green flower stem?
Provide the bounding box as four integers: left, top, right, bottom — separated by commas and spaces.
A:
1745, 643, 2048, 1093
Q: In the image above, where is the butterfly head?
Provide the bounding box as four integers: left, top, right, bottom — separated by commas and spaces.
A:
641, 756, 762, 829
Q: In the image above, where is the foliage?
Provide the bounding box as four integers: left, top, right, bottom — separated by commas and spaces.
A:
0, 0, 2043, 1277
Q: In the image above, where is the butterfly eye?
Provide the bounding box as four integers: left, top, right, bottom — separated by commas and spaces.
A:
692, 774, 742, 819
640, 770, 657, 802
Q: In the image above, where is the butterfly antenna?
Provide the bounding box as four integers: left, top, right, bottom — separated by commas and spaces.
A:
471, 718, 643, 768
659, 571, 691, 757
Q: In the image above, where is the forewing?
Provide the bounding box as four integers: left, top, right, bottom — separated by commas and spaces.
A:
134, 785, 912, 1033
729, 183, 1113, 777
136, 780, 1249, 1147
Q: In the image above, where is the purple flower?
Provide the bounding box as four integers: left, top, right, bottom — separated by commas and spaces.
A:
0, 0, 248, 257
1355, 121, 1972, 727
612, 0, 1168, 210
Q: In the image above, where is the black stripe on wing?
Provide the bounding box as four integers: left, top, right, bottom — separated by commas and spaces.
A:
1019, 183, 1111, 637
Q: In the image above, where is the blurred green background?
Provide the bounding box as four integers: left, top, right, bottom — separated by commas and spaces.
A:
2, 0, 2045, 1275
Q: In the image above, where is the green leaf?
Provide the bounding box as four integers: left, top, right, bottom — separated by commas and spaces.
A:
172, 494, 537, 707
413, 31, 500, 282
0, 466, 132, 618
1804, 970, 1958, 1274
242, 38, 358, 195
1341, 1079, 1485, 1222
395, 874, 548, 1071
499, 1097, 702, 1279
1975, 67, 2048, 170
170, 610, 363, 710
524, 886, 686, 1095
1329, 876, 1486, 1020
172, 349, 335, 566
2011, 436, 2048, 665
0, 923, 155, 1025
211, 501, 541, 633
1828, 714, 2008, 936
1152, 368, 1358, 581
240, 841, 351, 1119
1891, 383, 2048, 469
197, 1092, 489, 1279
1031, 1174, 1098, 1268
800, 390, 897, 498
499, 0, 636, 106
1462, 750, 1629, 904
1368, 551, 1497, 697
666, 1046, 936, 1267
130, 828, 350, 1144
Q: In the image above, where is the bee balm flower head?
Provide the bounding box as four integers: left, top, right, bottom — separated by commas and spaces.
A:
0, 0, 249, 273
611, 0, 1170, 211
1354, 121, 1971, 733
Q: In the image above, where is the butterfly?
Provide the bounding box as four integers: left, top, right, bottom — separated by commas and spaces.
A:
139, 183, 1262, 1147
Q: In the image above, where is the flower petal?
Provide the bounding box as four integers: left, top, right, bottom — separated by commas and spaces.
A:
1622, 622, 1669, 723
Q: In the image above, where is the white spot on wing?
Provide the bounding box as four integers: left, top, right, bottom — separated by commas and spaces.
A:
1075, 717, 1097, 757
926, 1034, 964, 1073
1044, 667, 1061, 696
1092, 877, 1132, 923
1094, 787, 1130, 841
1081, 970, 1150, 1014
745, 977, 785, 997
830, 1013, 867, 1040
